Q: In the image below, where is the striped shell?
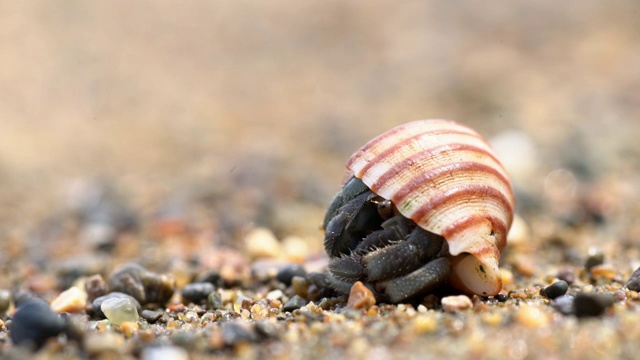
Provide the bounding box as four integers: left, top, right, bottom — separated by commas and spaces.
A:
347, 119, 515, 296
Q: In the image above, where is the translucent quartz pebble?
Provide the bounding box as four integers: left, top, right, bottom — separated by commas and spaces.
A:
101, 297, 139, 325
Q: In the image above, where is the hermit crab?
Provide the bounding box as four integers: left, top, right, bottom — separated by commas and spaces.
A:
323, 119, 514, 303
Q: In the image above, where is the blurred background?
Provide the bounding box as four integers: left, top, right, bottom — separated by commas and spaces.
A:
1, 1, 640, 278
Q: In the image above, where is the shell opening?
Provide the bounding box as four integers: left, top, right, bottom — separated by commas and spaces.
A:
450, 252, 502, 296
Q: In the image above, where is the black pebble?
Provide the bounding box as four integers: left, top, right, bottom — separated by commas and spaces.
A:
141, 309, 164, 323
92, 292, 142, 319
573, 292, 615, 318
283, 295, 307, 312
495, 293, 508, 302
625, 266, 640, 291
10, 299, 66, 349
181, 282, 215, 304
276, 264, 307, 286
541, 281, 569, 299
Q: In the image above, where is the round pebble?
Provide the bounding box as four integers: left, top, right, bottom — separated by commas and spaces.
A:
10, 299, 66, 349
625, 265, 640, 291
276, 264, 307, 286
540, 280, 569, 299
182, 282, 215, 304
101, 297, 140, 325
441, 295, 473, 312
85, 274, 108, 303
244, 227, 282, 259
93, 292, 142, 319
573, 292, 615, 318
516, 305, 550, 328
0, 289, 12, 313
221, 321, 257, 346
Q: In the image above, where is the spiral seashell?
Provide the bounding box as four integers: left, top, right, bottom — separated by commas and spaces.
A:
347, 119, 515, 295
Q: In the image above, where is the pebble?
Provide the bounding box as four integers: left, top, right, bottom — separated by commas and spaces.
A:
208, 291, 224, 310
540, 281, 569, 299
10, 299, 66, 349
244, 227, 282, 259
141, 309, 164, 323
84, 332, 124, 356
590, 264, 618, 281
51, 287, 87, 313
625, 265, 640, 291
347, 281, 376, 309
413, 315, 438, 333
101, 297, 140, 325
281, 236, 310, 262
85, 274, 109, 303
142, 346, 189, 360
283, 295, 307, 312
556, 268, 576, 285
276, 264, 307, 286
516, 305, 550, 328
0, 289, 12, 313
552, 295, 574, 315
108, 263, 175, 306
93, 292, 142, 319
182, 282, 215, 304
291, 276, 309, 297
573, 292, 615, 318
584, 248, 604, 270
441, 295, 473, 312
495, 293, 508, 302
221, 321, 258, 346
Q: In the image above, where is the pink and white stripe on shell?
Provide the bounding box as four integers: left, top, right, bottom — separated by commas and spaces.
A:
346, 119, 515, 296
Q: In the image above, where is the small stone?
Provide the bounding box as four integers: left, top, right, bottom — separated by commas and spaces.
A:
141, 310, 164, 323
120, 321, 139, 336
552, 295, 574, 315
347, 281, 376, 309
556, 268, 576, 285
480, 312, 503, 326
141, 346, 189, 360
108, 263, 175, 306
540, 281, 569, 299
590, 264, 618, 281
93, 292, 141, 319
625, 265, 640, 291
584, 248, 604, 270
441, 295, 473, 312
85, 274, 109, 303
495, 293, 508, 302
181, 282, 215, 304
244, 227, 281, 259
0, 289, 12, 313
291, 276, 309, 297
283, 295, 307, 312
516, 305, 550, 327
51, 287, 87, 313
614, 290, 626, 302
276, 264, 307, 286
208, 291, 223, 310
221, 321, 257, 346
266, 289, 284, 301
573, 292, 615, 318
413, 315, 438, 333
101, 297, 139, 325
84, 332, 124, 356
10, 299, 66, 349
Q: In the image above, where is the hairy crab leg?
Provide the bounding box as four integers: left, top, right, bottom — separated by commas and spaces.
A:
379, 257, 451, 303
363, 228, 447, 282
353, 215, 413, 254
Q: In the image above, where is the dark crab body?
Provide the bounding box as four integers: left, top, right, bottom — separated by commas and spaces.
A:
323, 119, 515, 303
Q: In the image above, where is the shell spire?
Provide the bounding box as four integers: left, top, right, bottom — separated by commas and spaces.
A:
346, 119, 515, 295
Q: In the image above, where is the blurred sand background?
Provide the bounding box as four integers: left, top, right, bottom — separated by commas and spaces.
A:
1, 0, 640, 250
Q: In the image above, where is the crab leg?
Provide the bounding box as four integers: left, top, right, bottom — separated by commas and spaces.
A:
380, 257, 451, 303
